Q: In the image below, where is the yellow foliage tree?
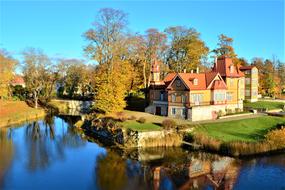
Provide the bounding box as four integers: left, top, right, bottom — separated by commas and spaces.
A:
0, 50, 17, 99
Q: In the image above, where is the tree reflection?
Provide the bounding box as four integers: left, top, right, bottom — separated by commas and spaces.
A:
95, 150, 127, 190
24, 115, 86, 171
0, 129, 14, 187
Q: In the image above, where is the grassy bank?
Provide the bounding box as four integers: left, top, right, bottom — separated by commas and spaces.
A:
192, 116, 285, 156
244, 101, 284, 110
123, 120, 161, 132
196, 116, 285, 142
0, 100, 46, 128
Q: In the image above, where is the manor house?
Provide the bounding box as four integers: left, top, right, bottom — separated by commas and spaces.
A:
145, 56, 258, 121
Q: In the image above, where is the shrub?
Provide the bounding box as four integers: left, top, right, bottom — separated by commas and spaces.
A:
265, 127, 285, 148
226, 109, 232, 115
217, 110, 224, 117
235, 108, 241, 113
116, 112, 127, 122
128, 115, 137, 120
137, 117, 146, 123
162, 119, 177, 130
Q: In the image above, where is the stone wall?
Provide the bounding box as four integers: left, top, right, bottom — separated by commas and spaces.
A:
83, 121, 186, 148
189, 103, 243, 121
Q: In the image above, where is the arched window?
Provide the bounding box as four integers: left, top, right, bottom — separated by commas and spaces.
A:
193, 78, 198, 85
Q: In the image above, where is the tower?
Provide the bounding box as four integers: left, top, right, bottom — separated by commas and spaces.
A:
150, 59, 161, 84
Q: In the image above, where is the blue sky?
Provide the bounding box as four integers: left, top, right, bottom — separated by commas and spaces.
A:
0, 0, 284, 64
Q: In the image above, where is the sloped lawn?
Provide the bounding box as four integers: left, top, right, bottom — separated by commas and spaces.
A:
122, 120, 162, 132
196, 116, 285, 142
244, 101, 284, 110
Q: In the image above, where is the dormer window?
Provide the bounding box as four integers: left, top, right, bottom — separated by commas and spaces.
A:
193, 78, 198, 85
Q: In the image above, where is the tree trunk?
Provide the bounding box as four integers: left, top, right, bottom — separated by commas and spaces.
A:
34, 90, 38, 109
143, 61, 147, 88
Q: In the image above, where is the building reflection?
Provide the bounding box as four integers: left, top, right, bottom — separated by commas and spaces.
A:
94, 148, 241, 190
147, 153, 240, 190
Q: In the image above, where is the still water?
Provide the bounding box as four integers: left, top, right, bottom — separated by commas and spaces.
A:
0, 116, 285, 190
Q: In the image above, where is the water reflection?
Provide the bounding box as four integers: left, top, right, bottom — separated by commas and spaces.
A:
0, 117, 284, 190
23, 115, 86, 171
0, 129, 14, 187
94, 148, 241, 190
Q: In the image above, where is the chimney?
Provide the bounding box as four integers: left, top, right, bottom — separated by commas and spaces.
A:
196, 67, 199, 73
183, 69, 186, 73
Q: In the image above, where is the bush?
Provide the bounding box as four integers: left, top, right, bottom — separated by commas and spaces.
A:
128, 115, 137, 120
137, 117, 146, 123
116, 112, 127, 122
162, 119, 177, 130
226, 109, 232, 115
235, 108, 242, 113
217, 110, 224, 117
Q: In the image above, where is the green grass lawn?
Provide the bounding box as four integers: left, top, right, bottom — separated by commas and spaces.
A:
122, 120, 162, 132
244, 101, 284, 110
196, 116, 285, 142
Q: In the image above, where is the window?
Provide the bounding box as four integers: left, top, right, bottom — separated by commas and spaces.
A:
172, 108, 176, 115
230, 78, 234, 87
252, 68, 257, 74
193, 78, 198, 85
176, 80, 181, 87
245, 90, 250, 96
182, 109, 187, 116
191, 94, 203, 105
239, 78, 244, 86
171, 94, 176, 102
245, 70, 250, 75
226, 92, 233, 101
245, 78, 250, 85
160, 92, 164, 101
214, 92, 225, 101
182, 95, 186, 103
252, 79, 258, 86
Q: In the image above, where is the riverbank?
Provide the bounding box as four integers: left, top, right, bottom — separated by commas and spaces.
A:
190, 116, 285, 157
0, 100, 46, 128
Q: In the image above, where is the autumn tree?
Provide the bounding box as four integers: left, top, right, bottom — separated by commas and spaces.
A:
84, 8, 132, 113
22, 48, 57, 108
0, 49, 17, 99
144, 29, 167, 87
277, 60, 285, 95
263, 59, 276, 96
165, 26, 209, 72
125, 34, 146, 92
213, 34, 237, 58
57, 59, 93, 98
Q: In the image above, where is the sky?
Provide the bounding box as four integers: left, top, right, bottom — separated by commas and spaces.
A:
0, 0, 284, 65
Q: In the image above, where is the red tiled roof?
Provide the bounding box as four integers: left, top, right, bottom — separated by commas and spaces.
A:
177, 73, 207, 90
165, 71, 226, 91
163, 73, 176, 86
11, 75, 25, 85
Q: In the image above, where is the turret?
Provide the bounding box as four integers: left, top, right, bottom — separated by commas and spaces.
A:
151, 59, 161, 84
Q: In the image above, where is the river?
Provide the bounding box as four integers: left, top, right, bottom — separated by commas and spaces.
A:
0, 116, 285, 190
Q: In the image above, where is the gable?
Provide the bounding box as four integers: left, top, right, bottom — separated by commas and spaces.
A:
167, 75, 188, 91
207, 73, 227, 90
